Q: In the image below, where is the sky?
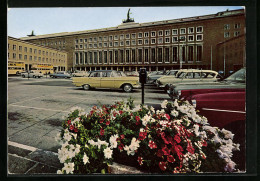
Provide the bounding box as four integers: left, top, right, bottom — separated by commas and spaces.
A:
7, 6, 244, 38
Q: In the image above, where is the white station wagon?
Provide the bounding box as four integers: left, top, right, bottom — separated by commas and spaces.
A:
155, 69, 220, 90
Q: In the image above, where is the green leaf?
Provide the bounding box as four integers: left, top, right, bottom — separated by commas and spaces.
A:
101, 169, 106, 174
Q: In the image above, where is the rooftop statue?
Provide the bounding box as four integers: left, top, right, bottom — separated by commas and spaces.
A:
123, 8, 134, 23
27, 30, 36, 37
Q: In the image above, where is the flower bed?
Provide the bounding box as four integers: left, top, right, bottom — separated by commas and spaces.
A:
56, 99, 240, 174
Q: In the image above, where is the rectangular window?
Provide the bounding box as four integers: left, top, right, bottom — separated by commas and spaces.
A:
30, 48, 32, 53
120, 41, 124, 46
80, 52, 83, 64
84, 52, 88, 64
120, 35, 124, 40
180, 28, 186, 34
138, 49, 142, 63
165, 37, 170, 43
99, 43, 102, 48
114, 35, 119, 40
99, 37, 102, 41
119, 50, 124, 64
24, 47, 27, 52
109, 42, 113, 47
19, 54, 22, 60
104, 42, 108, 47
85, 44, 88, 49
93, 44, 97, 48
144, 49, 149, 63
132, 40, 136, 45
197, 46, 202, 62
109, 36, 113, 41
114, 42, 119, 47
99, 51, 102, 64
75, 39, 79, 44
158, 48, 163, 63
126, 40, 130, 46
80, 45, 83, 49
196, 26, 203, 33
84, 39, 88, 43
224, 32, 230, 38
165, 30, 170, 36
89, 52, 93, 64
234, 23, 241, 29
151, 48, 156, 63
93, 37, 97, 42
94, 52, 98, 64
138, 39, 143, 45
126, 49, 130, 63
144, 39, 149, 45
34, 56, 37, 61
151, 39, 156, 44
104, 51, 108, 64
34, 49, 37, 54
89, 44, 93, 48
164, 47, 170, 63
24, 55, 27, 60
188, 46, 194, 62
109, 51, 113, 64
224, 24, 230, 30
144, 32, 149, 37
151, 31, 156, 37
172, 36, 178, 43
234, 31, 240, 37
188, 27, 194, 34
132, 49, 136, 63
103, 36, 108, 41
114, 50, 118, 64
131, 33, 136, 39
79, 39, 83, 43
172, 29, 178, 35
29, 56, 32, 61
13, 45, 16, 50
181, 46, 186, 62
38, 57, 41, 61
172, 47, 178, 63
126, 34, 130, 39
158, 30, 163, 36
158, 38, 163, 44
188, 35, 194, 41
138, 32, 143, 38
19, 46, 22, 51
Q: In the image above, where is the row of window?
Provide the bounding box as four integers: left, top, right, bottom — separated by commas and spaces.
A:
74, 46, 202, 65
224, 31, 241, 38
75, 26, 203, 44
8, 44, 65, 57
38, 40, 66, 46
224, 23, 241, 30
8, 53, 66, 63
75, 35, 203, 49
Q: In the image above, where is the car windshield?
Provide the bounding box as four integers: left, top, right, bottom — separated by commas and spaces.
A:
166, 71, 177, 76
176, 72, 186, 78
224, 68, 246, 82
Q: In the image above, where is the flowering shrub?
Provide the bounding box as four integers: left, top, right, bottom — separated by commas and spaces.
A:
56, 99, 240, 174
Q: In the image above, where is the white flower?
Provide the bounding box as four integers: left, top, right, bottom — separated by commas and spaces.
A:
132, 105, 141, 112
83, 153, 90, 164
63, 132, 72, 142
161, 100, 168, 109
57, 170, 63, 174
174, 119, 182, 125
224, 160, 237, 172
171, 109, 179, 117
75, 144, 81, 154
63, 162, 74, 174
221, 128, 234, 140
150, 106, 155, 113
109, 134, 119, 148
104, 147, 113, 159
142, 114, 150, 126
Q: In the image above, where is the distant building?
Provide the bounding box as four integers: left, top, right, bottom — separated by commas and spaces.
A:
8, 36, 67, 74
20, 9, 245, 74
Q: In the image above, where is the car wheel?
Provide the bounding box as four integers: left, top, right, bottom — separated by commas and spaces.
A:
33, 75, 36, 78
83, 84, 91, 90
22, 75, 25, 78
123, 84, 133, 93
50, 75, 54, 78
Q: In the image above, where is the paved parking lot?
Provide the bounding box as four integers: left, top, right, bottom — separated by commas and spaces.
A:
7, 76, 170, 174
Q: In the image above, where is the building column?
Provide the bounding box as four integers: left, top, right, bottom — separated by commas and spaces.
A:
129, 67, 131, 71
135, 67, 137, 71
156, 66, 158, 71
117, 67, 119, 71
149, 66, 151, 72
123, 67, 125, 72
95, 67, 97, 70
105, 67, 107, 70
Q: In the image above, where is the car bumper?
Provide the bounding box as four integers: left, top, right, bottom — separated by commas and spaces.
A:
133, 85, 141, 89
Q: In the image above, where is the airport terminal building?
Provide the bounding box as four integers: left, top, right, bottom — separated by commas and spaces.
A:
20, 9, 245, 74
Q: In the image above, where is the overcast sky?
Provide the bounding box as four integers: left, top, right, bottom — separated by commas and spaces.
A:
8, 6, 243, 38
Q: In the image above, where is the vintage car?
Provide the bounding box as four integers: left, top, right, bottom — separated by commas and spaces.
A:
49, 71, 71, 79
147, 70, 180, 84
72, 70, 141, 92
21, 71, 43, 78
167, 67, 246, 99
156, 69, 219, 90
71, 71, 89, 77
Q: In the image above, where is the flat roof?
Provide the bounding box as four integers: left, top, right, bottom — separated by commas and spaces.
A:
20, 9, 244, 40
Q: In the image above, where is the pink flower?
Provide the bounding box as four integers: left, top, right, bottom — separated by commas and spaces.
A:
162, 145, 171, 156
148, 140, 157, 149
167, 155, 175, 163
69, 124, 74, 131
165, 114, 170, 120
106, 121, 110, 125
159, 161, 167, 171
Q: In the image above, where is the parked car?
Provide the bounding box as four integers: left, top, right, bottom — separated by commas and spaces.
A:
167, 67, 246, 99
72, 70, 141, 92
21, 71, 43, 78
156, 69, 219, 90
147, 70, 179, 84
71, 71, 89, 77
49, 71, 71, 79
124, 71, 139, 77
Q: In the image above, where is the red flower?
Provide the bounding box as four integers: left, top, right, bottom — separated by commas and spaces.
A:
159, 161, 167, 171
106, 121, 110, 125
74, 127, 78, 133
166, 136, 174, 145
173, 144, 183, 160
202, 140, 207, 147
165, 114, 170, 120
135, 116, 140, 121
67, 120, 71, 125
119, 110, 123, 115
99, 119, 104, 123
148, 140, 157, 149
187, 142, 195, 154
100, 128, 105, 136
120, 134, 125, 139
167, 155, 175, 163
137, 156, 143, 165
138, 131, 147, 140
162, 145, 171, 156
69, 124, 74, 131
157, 149, 164, 158
174, 134, 181, 144
118, 143, 124, 150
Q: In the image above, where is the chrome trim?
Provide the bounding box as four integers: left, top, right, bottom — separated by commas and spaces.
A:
201, 108, 245, 114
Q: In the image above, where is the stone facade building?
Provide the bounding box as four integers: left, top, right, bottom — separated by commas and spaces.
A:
20, 9, 245, 74
8, 36, 68, 73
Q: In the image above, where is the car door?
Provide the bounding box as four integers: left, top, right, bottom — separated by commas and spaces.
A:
100, 71, 114, 88
88, 72, 101, 88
